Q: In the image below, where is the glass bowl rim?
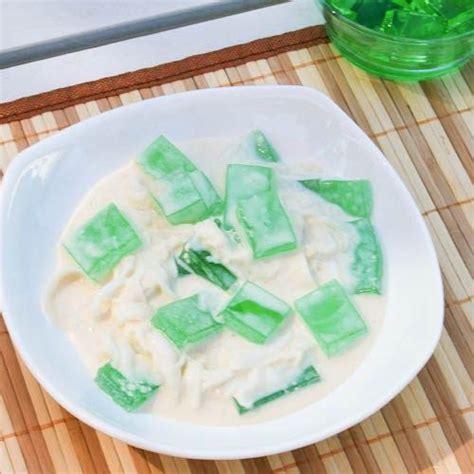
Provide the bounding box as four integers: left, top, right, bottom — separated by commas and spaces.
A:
320, 0, 474, 44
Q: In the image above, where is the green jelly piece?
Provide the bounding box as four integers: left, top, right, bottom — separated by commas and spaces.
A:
426, 0, 469, 18
409, 0, 441, 15
175, 257, 191, 276
295, 280, 368, 357
390, 0, 413, 9
189, 169, 223, 215
138, 135, 195, 179
95, 363, 159, 411
152, 169, 223, 225
355, 0, 392, 28
224, 164, 273, 230
235, 366, 321, 414
154, 170, 207, 223
221, 281, 292, 344
139, 136, 223, 225
447, 7, 474, 34
389, 0, 442, 15
64, 203, 142, 282
237, 190, 297, 258
250, 130, 280, 162
176, 247, 237, 290
329, 0, 360, 18
351, 218, 383, 294
300, 179, 372, 218
381, 10, 447, 38
151, 294, 222, 348
380, 9, 397, 32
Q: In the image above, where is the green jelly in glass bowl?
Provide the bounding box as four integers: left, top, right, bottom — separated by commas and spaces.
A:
320, 0, 474, 81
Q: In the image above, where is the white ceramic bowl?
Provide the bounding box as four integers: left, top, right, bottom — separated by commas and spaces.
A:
0, 86, 443, 459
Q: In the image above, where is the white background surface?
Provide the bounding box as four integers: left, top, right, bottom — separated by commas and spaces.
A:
0, 0, 324, 102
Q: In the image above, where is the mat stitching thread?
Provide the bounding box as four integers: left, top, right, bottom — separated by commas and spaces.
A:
370, 109, 474, 139
422, 197, 474, 216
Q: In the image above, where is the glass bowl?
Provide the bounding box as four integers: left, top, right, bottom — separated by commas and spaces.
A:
321, 1, 474, 81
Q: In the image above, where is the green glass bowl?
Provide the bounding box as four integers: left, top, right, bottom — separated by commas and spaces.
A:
321, 1, 474, 81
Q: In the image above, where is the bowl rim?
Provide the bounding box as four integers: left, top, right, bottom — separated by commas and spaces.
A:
320, 0, 474, 44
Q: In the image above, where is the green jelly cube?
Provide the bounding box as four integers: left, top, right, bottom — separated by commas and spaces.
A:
386, 0, 409, 8
175, 257, 191, 276
155, 170, 206, 221
235, 366, 321, 414
250, 130, 280, 162
189, 169, 224, 215
176, 247, 237, 290
64, 203, 142, 282
223, 164, 273, 230
389, 0, 441, 15
139, 135, 223, 225
355, 0, 392, 28
300, 179, 372, 218
447, 7, 474, 34
95, 363, 159, 411
295, 280, 368, 357
153, 169, 222, 225
381, 10, 447, 38
380, 9, 397, 32
405, 0, 440, 15
237, 190, 297, 259
151, 294, 222, 348
221, 281, 292, 344
224, 164, 296, 257
330, 0, 360, 18
351, 218, 383, 294
426, 0, 469, 18
138, 135, 195, 179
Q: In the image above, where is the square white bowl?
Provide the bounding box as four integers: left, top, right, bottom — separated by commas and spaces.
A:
0, 86, 443, 459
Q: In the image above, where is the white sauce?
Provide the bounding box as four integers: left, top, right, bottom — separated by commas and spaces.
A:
45, 136, 385, 425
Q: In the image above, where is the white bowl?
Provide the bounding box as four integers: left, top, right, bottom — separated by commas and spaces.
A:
0, 86, 443, 459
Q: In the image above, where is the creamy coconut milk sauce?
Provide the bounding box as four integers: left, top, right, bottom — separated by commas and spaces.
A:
45, 136, 385, 425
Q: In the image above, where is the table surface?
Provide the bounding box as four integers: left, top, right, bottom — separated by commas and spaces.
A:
0, 24, 472, 472
0, 0, 323, 102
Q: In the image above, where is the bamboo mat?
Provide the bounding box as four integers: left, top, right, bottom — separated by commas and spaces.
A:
0, 27, 473, 474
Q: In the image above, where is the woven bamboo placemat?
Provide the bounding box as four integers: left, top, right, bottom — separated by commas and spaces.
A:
0, 26, 472, 474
